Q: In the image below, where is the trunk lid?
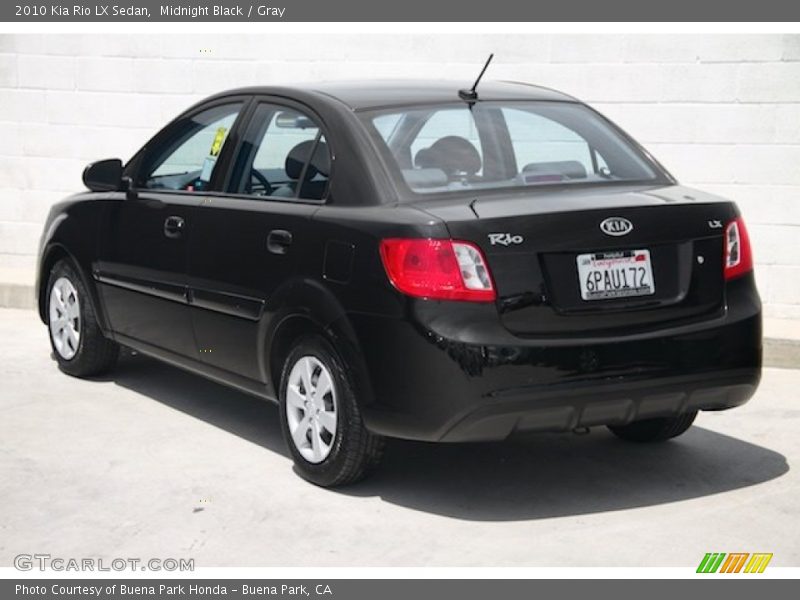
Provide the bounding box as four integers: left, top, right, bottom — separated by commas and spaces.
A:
415, 185, 737, 336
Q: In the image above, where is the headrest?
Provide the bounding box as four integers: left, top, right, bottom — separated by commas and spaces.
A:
414, 136, 482, 176
522, 160, 587, 180
285, 140, 330, 180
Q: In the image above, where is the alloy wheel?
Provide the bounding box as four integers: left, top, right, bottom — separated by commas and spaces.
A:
285, 355, 338, 463
49, 277, 81, 360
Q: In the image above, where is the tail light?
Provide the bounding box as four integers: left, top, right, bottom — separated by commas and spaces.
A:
724, 217, 753, 280
379, 238, 496, 302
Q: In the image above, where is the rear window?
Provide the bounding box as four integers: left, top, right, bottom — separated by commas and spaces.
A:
361, 101, 662, 197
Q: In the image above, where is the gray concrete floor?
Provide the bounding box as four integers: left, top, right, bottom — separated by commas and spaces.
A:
0, 307, 797, 567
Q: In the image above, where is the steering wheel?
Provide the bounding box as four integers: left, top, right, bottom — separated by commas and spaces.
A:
249, 168, 273, 196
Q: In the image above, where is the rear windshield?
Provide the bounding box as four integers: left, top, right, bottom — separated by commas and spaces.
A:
359, 101, 664, 197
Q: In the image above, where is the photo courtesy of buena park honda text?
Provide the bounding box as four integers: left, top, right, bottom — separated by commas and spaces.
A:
0, 0, 799, 597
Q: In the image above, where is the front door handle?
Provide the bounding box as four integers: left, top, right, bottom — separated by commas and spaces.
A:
164, 215, 185, 239
267, 229, 293, 255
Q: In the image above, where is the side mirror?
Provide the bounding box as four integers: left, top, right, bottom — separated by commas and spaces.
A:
82, 159, 123, 192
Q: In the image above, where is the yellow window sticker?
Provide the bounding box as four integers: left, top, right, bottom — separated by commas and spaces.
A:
209, 127, 228, 157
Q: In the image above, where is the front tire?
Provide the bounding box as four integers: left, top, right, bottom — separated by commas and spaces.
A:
608, 411, 698, 443
46, 259, 119, 377
279, 335, 384, 487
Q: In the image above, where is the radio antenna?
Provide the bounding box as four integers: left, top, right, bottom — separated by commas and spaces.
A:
459, 54, 494, 103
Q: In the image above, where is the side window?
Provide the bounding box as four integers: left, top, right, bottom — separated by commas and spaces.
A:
502, 107, 606, 180
140, 103, 242, 192
231, 104, 330, 201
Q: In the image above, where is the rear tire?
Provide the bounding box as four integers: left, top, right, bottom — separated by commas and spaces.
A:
608, 411, 697, 443
46, 259, 119, 377
279, 335, 384, 487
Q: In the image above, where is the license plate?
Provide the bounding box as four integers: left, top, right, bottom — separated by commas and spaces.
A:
577, 249, 655, 301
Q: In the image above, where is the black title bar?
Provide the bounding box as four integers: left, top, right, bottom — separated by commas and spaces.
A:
3, 0, 800, 22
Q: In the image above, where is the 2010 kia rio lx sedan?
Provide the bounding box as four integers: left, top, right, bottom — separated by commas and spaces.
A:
36, 80, 762, 486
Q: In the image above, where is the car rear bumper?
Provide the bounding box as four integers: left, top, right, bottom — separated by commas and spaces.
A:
350, 300, 762, 442
430, 369, 758, 442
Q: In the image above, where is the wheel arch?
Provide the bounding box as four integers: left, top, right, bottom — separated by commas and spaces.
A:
261, 278, 375, 409
37, 243, 110, 335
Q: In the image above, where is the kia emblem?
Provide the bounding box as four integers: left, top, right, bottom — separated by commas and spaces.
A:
600, 217, 633, 236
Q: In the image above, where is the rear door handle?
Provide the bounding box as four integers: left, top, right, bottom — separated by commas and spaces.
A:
267, 229, 293, 255
164, 216, 185, 239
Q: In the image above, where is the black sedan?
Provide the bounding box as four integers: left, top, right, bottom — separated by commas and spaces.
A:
36, 80, 761, 486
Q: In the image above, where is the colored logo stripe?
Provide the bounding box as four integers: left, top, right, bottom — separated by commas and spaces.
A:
744, 553, 773, 573
697, 553, 726, 573
720, 553, 749, 573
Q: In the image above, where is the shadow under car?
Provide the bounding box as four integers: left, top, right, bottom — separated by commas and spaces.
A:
104, 351, 789, 522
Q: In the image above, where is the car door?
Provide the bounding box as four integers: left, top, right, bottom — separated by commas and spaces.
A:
96, 99, 246, 358
187, 99, 332, 382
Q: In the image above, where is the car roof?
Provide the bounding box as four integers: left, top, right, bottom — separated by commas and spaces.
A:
209, 80, 579, 111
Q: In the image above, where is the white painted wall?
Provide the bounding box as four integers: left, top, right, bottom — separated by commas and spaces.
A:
1, 33, 798, 317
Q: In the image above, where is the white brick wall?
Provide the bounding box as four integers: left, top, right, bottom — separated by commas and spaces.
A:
1, 33, 799, 317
